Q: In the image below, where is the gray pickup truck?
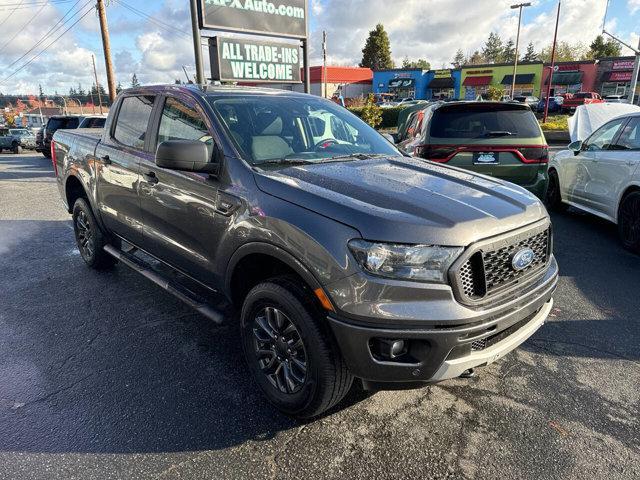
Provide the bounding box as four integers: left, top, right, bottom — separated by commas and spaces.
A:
52, 85, 558, 418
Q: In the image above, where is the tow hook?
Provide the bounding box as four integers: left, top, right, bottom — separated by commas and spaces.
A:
459, 368, 476, 379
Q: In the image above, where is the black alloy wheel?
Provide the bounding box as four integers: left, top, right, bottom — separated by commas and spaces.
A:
75, 209, 95, 260
619, 192, 640, 253
72, 198, 117, 269
252, 306, 308, 394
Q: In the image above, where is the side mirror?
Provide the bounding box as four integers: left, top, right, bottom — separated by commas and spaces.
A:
568, 140, 583, 155
155, 139, 219, 174
381, 132, 396, 144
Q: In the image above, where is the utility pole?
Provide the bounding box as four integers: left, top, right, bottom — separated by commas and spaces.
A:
189, 0, 205, 84
92, 54, 104, 115
543, 1, 561, 123
322, 31, 327, 98
510, 3, 531, 99
96, 0, 116, 103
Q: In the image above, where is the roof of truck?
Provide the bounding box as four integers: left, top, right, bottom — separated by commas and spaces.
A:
120, 83, 313, 98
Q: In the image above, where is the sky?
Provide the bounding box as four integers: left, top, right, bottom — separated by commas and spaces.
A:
0, 0, 638, 95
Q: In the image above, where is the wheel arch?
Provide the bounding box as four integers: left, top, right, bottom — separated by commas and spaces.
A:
64, 175, 89, 214
617, 184, 640, 220
225, 243, 324, 310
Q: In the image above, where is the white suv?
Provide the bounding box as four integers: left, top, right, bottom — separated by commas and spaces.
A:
547, 113, 640, 252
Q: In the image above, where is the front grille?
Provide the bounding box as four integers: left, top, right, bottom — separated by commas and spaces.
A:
455, 227, 551, 304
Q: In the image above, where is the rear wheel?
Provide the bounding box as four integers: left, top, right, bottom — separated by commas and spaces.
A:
12, 142, 22, 154
545, 169, 567, 212
618, 192, 640, 254
72, 198, 117, 269
240, 277, 353, 419
42, 149, 51, 158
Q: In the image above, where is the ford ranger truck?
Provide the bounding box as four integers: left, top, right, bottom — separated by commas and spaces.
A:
51, 85, 558, 419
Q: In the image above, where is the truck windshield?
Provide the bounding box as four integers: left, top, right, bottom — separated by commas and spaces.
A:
10, 129, 29, 136
208, 95, 399, 166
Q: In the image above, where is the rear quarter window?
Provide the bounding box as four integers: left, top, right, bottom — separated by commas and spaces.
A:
430, 105, 541, 139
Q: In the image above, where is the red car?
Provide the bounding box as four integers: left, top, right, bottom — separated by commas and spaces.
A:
561, 92, 603, 113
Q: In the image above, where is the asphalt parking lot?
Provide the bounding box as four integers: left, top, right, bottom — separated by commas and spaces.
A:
1, 152, 639, 480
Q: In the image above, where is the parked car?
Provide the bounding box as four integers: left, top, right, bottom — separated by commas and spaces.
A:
0, 127, 36, 153
536, 96, 564, 113
38, 115, 107, 157
395, 102, 430, 142
514, 95, 539, 108
398, 101, 549, 199
604, 95, 627, 104
561, 92, 603, 113
547, 112, 640, 253
51, 85, 557, 418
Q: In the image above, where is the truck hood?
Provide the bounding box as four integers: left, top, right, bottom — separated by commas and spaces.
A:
254, 156, 547, 246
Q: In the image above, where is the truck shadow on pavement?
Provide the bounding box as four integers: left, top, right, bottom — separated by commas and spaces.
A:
0, 154, 55, 180
0, 219, 304, 454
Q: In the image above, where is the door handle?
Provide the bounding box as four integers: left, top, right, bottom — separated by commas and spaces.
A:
143, 171, 159, 185
101, 154, 111, 165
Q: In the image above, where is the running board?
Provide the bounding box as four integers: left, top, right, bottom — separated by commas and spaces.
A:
103, 244, 224, 324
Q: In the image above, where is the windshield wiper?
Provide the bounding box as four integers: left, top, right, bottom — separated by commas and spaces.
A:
481, 131, 517, 137
254, 158, 315, 168
325, 153, 388, 162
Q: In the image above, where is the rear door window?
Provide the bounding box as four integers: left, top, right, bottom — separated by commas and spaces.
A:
113, 96, 155, 150
430, 105, 541, 139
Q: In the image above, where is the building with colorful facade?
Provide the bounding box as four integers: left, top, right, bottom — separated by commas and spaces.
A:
372, 68, 461, 100
541, 60, 598, 96
460, 62, 543, 99
594, 57, 640, 102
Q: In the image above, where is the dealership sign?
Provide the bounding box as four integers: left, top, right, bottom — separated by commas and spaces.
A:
434, 69, 451, 78
209, 36, 301, 83
199, 0, 307, 39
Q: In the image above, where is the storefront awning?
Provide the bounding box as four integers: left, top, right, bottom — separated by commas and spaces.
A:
500, 73, 535, 85
546, 71, 583, 85
463, 76, 492, 86
427, 77, 454, 89
388, 78, 415, 88
608, 71, 633, 82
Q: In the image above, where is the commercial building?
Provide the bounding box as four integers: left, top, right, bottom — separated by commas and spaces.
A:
424, 69, 461, 100
460, 62, 543, 99
373, 68, 461, 100
252, 66, 373, 99
594, 57, 640, 102
541, 60, 598, 96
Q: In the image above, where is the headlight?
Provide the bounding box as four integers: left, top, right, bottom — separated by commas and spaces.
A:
348, 240, 463, 283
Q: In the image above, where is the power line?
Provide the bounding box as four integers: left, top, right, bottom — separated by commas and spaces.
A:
0, 0, 49, 54
0, 0, 23, 27
3, 0, 88, 71
1, 3, 94, 84
0, 0, 75, 11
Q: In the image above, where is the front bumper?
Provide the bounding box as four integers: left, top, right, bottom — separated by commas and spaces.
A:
326, 258, 557, 384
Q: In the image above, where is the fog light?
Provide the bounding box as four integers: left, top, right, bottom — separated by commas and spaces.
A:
378, 338, 407, 359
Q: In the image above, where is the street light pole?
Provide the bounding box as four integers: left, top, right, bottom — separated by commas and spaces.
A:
510, 3, 531, 99
543, 1, 561, 123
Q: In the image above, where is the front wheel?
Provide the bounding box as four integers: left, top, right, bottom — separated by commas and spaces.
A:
545, 170, 567, 212
618, 192, 640, 254
240, 278, 353, 419
72, 198, 117, 269
12, 142, 22, 154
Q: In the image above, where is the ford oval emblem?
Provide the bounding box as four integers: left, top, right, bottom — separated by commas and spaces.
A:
511, 248, 535, 271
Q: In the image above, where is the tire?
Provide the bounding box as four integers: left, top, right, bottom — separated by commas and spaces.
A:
618, 192, 640, 254
12, 142, 22, 154
240, 277, 353, 419
42, 149, 51, 159
545, 169, 567, 212
72, 198, 117, 270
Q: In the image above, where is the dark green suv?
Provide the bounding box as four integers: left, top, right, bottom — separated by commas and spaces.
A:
399, 102, 549, 199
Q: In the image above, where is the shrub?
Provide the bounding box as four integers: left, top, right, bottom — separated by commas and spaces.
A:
360, 94, 382, 128
539, 115, 569, 131
348, 105, 405, 129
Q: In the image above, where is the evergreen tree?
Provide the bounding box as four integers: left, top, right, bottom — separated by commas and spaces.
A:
539, 41, 586, 62
116, 81, 123, 94
586, 35, 622, 59
402, 57, 431, 70
38, 84, 44, 101
482, 32, 504, 63
360, 24, 394, 70
468, 50, 485, 65
131, 73, 141, 88
522, 42, 538, 62
452, 49, 465, 68
502, 39, 516, 63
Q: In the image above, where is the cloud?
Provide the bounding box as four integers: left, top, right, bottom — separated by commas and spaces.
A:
311, 0, 609, 67
629, 0, 640, 14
